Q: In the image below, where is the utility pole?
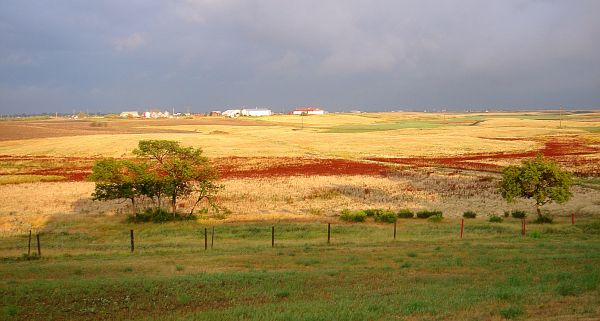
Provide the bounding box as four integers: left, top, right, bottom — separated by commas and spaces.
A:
559, 106, 563, 129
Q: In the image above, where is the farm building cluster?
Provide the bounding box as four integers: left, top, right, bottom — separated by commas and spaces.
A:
219, 107, 326, 118
222, 108, 273, 118
120, 107, 327, 119
120, 111, 192, 119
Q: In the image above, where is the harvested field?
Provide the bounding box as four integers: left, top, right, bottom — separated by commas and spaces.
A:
0, 118, 273, 141
1, 111, 599, 230
368, 137, 600, 176
2, 172, 600, 235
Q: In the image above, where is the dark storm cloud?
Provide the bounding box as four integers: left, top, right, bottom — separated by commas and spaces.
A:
1, 0, 599, 114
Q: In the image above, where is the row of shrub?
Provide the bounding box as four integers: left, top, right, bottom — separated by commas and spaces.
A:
340, 208, 444, 223
462, 209, 528, 219
341, 207, 555, 225
463, 210, 553, 223
127, 208, 197, 223
488, 214, 553, 223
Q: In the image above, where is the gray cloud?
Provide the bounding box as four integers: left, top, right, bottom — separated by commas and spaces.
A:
112, 32, 147, 52
0, 0, 599, 114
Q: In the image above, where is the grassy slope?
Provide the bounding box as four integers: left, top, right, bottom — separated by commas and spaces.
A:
1, 216, 599, 320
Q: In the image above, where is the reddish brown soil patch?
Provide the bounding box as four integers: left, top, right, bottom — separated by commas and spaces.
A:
0, 155, 97, 182
0, 155, 390, 183
367, 138, 600, 175
214, 157, 390, 179
27, 167, 92, 181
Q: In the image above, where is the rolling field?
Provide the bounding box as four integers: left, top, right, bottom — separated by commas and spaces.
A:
1, 111, 600, 320
1, 217, 600, 320
1, 111, 600, 234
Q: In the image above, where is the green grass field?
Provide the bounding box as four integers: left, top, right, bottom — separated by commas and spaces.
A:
1, 216, 599, 320
324, 120, 453, 133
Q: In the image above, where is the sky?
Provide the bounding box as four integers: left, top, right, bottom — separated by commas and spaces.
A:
1, 0, 599, 114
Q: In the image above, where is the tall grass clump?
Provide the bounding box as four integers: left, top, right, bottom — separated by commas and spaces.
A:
363, 208, 383, 217
510, 210, 527, 219
499, 305, 524, 319
428, 214, 444, 223
340, 209, 367, 222
489, 215, 503, 223
533, 214, 553, 224
374, 210, 397, 223
463, 211, 477, 219
397, 209, 414, 219
416, 210, 442, 219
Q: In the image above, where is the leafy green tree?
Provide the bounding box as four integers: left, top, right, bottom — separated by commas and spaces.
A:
133, 140, 219, 215
500, 155, 572, 219
90, 140, 221, 217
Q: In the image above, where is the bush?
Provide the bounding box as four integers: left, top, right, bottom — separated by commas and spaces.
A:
128, 208, 196, 223
340, 209, 366, 222
428, 214, 443, 223
463, 211, 477, 219
397, 209, 414, 218
489, 215, 503, 223
534, 214, 553, 224
363, 208, 383, 217
511, 210, 527, 219
374, 210, 397, 223
416, 210, 442, 219
503, 210, 510, 218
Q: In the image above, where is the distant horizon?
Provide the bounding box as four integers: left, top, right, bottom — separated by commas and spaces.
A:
2, 106, 599, 117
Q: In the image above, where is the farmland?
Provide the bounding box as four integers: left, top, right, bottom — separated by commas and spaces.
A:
1, 111, 600, 320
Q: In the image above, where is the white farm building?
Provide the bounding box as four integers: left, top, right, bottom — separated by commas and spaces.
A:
292, 107, 325, 115
242, 108, 272, 117
222, 109, 242, 118
222, 108, 272, 118
120, 111, 140, 118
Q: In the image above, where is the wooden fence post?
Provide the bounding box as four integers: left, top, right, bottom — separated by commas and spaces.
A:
204, 228, 208, 250
460, 219, 464, 239
36, 234, 41, 257
130, 229, 134, 252
393, 221, 397, 240
271, 226, 275, 248
327, 223, 331, 244
28, 230, 32, 256
211, 226, 214, 249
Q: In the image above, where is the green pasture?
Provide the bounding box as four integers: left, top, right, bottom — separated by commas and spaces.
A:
1, 216, 600, 320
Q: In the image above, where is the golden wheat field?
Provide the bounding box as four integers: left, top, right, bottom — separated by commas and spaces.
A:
1, 111, 600, 234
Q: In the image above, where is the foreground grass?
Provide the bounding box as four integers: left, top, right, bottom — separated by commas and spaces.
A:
1, 216, 600, 320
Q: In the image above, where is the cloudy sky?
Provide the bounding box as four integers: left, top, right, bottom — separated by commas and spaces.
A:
1, 0, 599, 114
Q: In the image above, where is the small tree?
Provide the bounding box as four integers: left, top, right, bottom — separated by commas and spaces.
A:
500, 155, 572, 219
90, 140, 222, 218
133, 140, 220, 216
